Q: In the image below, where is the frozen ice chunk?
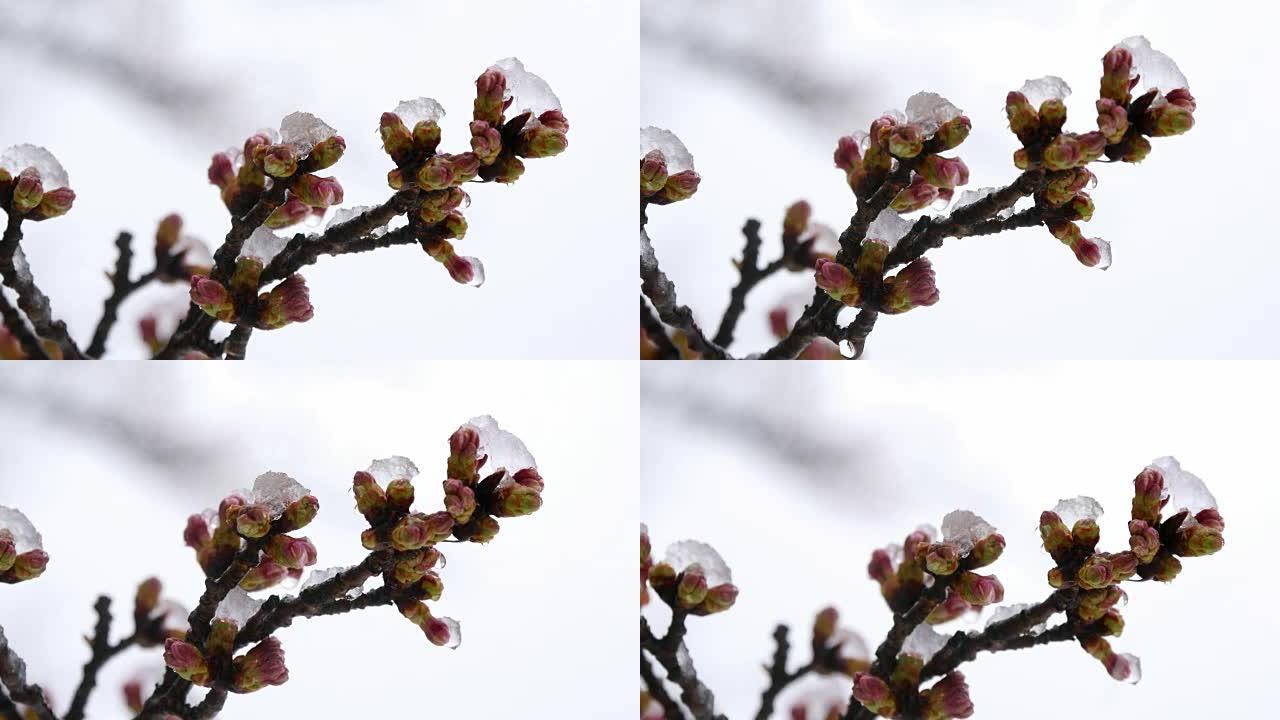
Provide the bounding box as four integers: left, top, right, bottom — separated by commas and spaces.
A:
464, 415, 536, 480
902, 623, 948, 662
438, 616, 462, 649
984, 603, 1046, 634
801, 223, 838, 257
239, 226, 289, 263
953, 187, 996, 211
1019, 76, 1072, 108
1086, 237, 1113, 270
393, 97, 446, 127
1111, 652, 1142, 684
0, 506, 43, 553
492, 57, 561, 116
1119, 36, 1188, 93
1052, 496, 1104, 528
665, 540, 732, 585
279, 111, 337, 156
0, 144, 69, 189
905, 92, 962, 136
832, 628, 869, 660
1148, 456, 1216, 527
215, 588, 264, 627
251, 471, 309, 516
998, 195, 1036, 220
879, 108, 907, 125
865, 208, 913, 249
941, 510, 997, 554
457, 255, 485, 288
640, 126, 695, 173
366, 456, 420, 485
302, 566, 348, 591
327, 204, 374, 229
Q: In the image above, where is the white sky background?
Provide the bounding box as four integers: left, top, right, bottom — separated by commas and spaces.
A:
642, 0, 1280, 359
0, 361, 637, 718
642, 362, 1278, 718
0, 0, 636, 359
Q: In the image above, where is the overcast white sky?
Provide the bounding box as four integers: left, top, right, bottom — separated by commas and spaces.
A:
0, 361, 636, 718
0, 0, 635, 359
642, 0, 1280, 359
642, 362, 1278, 718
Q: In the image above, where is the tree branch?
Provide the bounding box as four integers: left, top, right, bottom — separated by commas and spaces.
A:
0, 288, 46, 359
86, 232, 159, 358
713, 219, 786, 349
65, 596, 139, 720
0, 626, 56, 720
641, 298, 680, 359
640, 227, 729, 359
641, 649, 687, 720
920, 587, 1077, 681
0, 212, 83, 358
753, 624, 818, 720
640, 614, 727, 720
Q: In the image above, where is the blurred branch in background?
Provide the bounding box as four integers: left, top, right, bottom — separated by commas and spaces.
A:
642, 0, 867, 131
0, 0, 233, 138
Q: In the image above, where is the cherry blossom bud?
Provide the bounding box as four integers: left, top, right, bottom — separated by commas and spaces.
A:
291, 174, 343, 209
261, 145, 298, 178
813, 607, 839, 644
891, 175, 940, 213
1039, 99, 1067, 133
442, 211, 468, 240
360, 528, 378, 550
868, 549, 895, 584
474, 68, 507, 125
1077, 554, 1114, 590
935, 115, 971, 150
1118, 134, 1152, 163
1128, 520, 1161, 563
677, 564, 709, 608
208, 153, 235, 187
449, 153, 481, 184
922, 671, 974, 720
352, 471, 387, 524
258, 275, 314, 330
640, 150, 668, 197
1005, 92, 1039, 142
702, 583, 738, 614
783, 201, 812, 238
154, 214, 182, 254
888, 124, 924, 158
231, 637, 289, 693
834, 135, 863, 172
164, 639, 211, 685
0, 534, 15, 574
467, 514, 500, 543
378, 479, 412, 513
1131, 467, 1165, 524
918, 155, 968, 189
379, 112, 414, 164
1072, 518, 1101, 550
926, 589, 972, 625
418, 571, 444, 601
1096, 99, 1129, 143
464, 121, 501, 167
189, 275, 235, 322
412, 121, 441, 154
1099, 609, 1126, 638
1047, 567, 1066, 588
851, 673, 897, 717
240, 559, 287, 591
1166, 88, 1196, 111
308, 135, 345, 170
206, 618, 237, 660
1077, 132, 1107, 163
1149, 553, 1182, 582
281, 495, 318, 532
4, 548, 47, 582
265, 535, 317, 569
10, 169, 43, 214
29, 186, 75, 221
1195, 508, 1224, 532
496, 483, 541, 517
514, 468, 544, 492
488, 153, 525, 184
417, 155, 455, 191
970, 533, 1005, 568
1042, 134, 1082, 170
183, 514, 211, 550
815, 258, 860, 306
659, 170, 700, 203
1100, 47, 1134, 104
235, 504, 272, 538
1174, 523, 1224, 557
1013, 148, 1030, 169
855, 240, 889, 281
519, 125, 568, 158
1109, 551, 1139, 581
869, 115, 898, 146
649, 562, 676, 593
880, 258, 939, 314
264, 196, 311, 229
925, 543, 960, 576
390, 515, 432, 551
123, 680, 144, 712
1145, 103, 1195, 137
954, 571, 1003, 606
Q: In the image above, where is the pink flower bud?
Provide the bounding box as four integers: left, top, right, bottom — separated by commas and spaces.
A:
888, 124, 924, 158
29, 186, 75, 221
0, 533, 15, 574
281, 494, 319, 532
164, 639, 211, 685
419, 570, 444, 601
1042, 134, 1083, 170
231, 637, 289, 693
240, 559, 287, 591
1174, 523, 1224, 557
1038, 511, 1071, 562
659, 170, 700, 203
1005, 91, 1039, 143
890, 175, 939, 213
1072, 518, 1101, 550
640, 149, 668, 197
935, 115, 971, 150
259, 274, 314, 330
1195, 508, 1224, 532
262, 145, 298, 178
538, 109, 569, 133
868, 548, 895, 583
1101, 47, 1134, 104
264, 196, 311, 229
834, 135, 863, 172
519, 125, 568, 158
352, 470, 387, 523
308, 135, 345, 170
1128, 520, 1161, 563
1108, 551, 1139, 581
702, 583, 738, 614
1145, 103, 1195, 136
676, 564, 709, 608
417, 155, 455, 191
189, 275, 235, 322
814, 258, 858, 306
813, 607, 839, 643
449, 153, 481, 184
412, 121, 442, 154
1077, 554, 1114, 589
470, 121, 503, 165
474, 68, 507, 125
926, 589, 972, 625
970, 533, 1005, 568
1077, 132, 1107, 163
1096, 99, 1129, 144
1118, 134, 1152, 163
208, 152, 235, 187
379, 112, 414, 164
851, 672, 897, 717
10, 169, 44, 214
925, 543, 960, 576
1165, 88, 1196, 111
513, 467, 544, 492
922, 671, 974, 719
183, 514, 211, 550
1039, 99, 1067, 133
265, 534, 317, 569
869, 115, 898, 146
235, 504, 272, 538
954, 571, 1003, 606
6, 549, 48, 582
880, 258, 939, 314
443, 478, 477, 523
383, 479, 414, 513
497, 483, 542, 518
290, 174, 343, 209
918, 155, 968, 189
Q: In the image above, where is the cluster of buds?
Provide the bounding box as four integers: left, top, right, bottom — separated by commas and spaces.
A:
207, 113, 346, 227
815, 252, 939, 317
0, 506, 49, 584
642, 529, 739, 616
163, 633, 288, 694
354, 416, 543, 648
190, 259, 315, 331
0, 145, 76, 221
868, 514, 1006, 620
639, 127, 700, 205
381, 60, 566, 284
182, 473, 320, 591
768, 304, 842, 359
1007, 37, 1195, 267
1037, 457, 1223, 682
833, 94, 971, 204
851, 665, 973, 720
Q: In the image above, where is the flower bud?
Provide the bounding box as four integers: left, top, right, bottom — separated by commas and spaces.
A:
449, 153, 481, 184
231, 637, 289, 693
1145, 103, 1195, 137
474, 68, 507, 125
815, 258, 860, 306
236, 504, 272, 538
1108, 551, 1139, 581
1072, 518, 1100, 550
164, 639, 211, 685
291, 174, 343, 208
954, 571, 1003, 606
496, 483, 542, 517
851, 673, 896, 717
519, 125, 568, 158
783, 200, 812, 238
1039, 99, 1067, 133
280, 494, 319, 532
1100, 47, 1134, 104
659, 170, 700, 203
1100, 609, 1125, 637
1166, 88, 1196, 111
352, 471, 387, 523
1042, 134, 1083, 170
10, 169, 44, 214
208, 153, 235, 187
813, 606, 839, 644
264, 196, 311, 229
360, 528, 379, 550
262, 145, 298, 178
1118, 134, 1151, 163
0, 533, 15, 573
1195, 508, 1224, 532
935, 115, 971, 150
379, 112, 414, 164
855, 240, 889, 281
640, 150, 668, 197
1077, 132, 1107, 164
258, 274, 314, 329
1096, 99, 1129, 143
418, 571, 444, 601
380, 478, 413, 513
406, 121, 440, 156
387, 168, 405, 189
1063, 193, 1095, 222
8, 549, 48, 581
488, 153, 525, 184
1039, 511, 1072, 562
30, 186, 75, 221
922, 671, 973, 720
443, 211, 468, 240
869, 115, 898, 146
888, 124, 924, 158
1077, 554, 1114, 590
1128, 520, 1160, 563
649, 561, 676, 593
890, 175, 939, 213
918, 155, 969, 189
189, 275, 235, 322
183, 514, 211, 550
1131, 467, 1165, 524
417, 155, 455, 191
702, 583, 738, 614
1005, 92, 1039, 143
924, 543, 960, 576
1174, 523, 1224, 557
880, 258, 939, 314
868, 548, 895, 584
240, 559, 287, 591
265, 535, 317, 569
834, 135, 863, 172
308, 135, 345, 170
677, 564, 709, 608
1148, 553, 1182, 582
514, 467, 544, 492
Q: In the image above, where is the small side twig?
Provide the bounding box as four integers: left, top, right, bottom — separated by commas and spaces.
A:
713, 219, 787, 349
640, 614, 727, 720
86, 232, 159, 358
65, 596, 139, 720
753, 624, 819, 720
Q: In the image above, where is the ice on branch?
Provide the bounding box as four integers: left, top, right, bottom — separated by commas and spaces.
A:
216, 588, 265, 627
1119, 36, 1189, 94
984, 603, 1047, 634
902, 623, 948, 662
0, 506, 43, 553
664, 540, 732, 586
1148, 456, 1217, 526
941, 510, 997, 554
640, 126, 695, 173
0, 144, 70, 189
249, 471, 310, 517
903, 92, 963, 137
280, 111, 338, 157
491, 57, 562, 117
463, 415, 536, 481
392, 97, 446, 127
1018, 76, 1072, 108
240, 226, 289, 263
1051, 496, 1104, 528
865, 208, 914, 249
366, 456, 420, 485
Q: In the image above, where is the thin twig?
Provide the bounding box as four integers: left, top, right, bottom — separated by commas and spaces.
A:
713, 219, 787, 349
87, 232, 159, 358
641, 649, 687, 720
753, 624, 819, 720
65, 596, 139, 720
640, 615, 727, 720
223, 324, 253, 360
920, 587, 1077, 681
640, 227, 729, 359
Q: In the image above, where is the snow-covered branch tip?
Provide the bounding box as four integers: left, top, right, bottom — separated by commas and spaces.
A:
639, 36, 1196, 360
0, 58, 568, 360
640, 456, 1225, 720
0, 416, 544, 720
